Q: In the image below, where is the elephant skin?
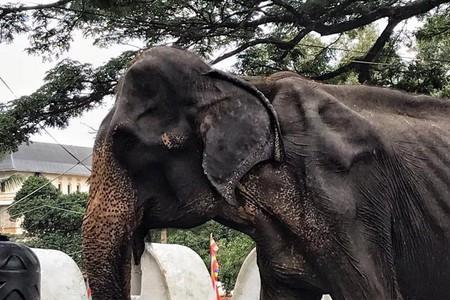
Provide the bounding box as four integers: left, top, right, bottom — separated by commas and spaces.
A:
82, 47, 450, 300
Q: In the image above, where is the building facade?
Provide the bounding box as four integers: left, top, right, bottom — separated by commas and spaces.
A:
0, 142, 92, 234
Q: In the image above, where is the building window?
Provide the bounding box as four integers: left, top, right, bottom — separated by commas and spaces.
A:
0, 182, 5, 193
76, 184, 81, 193
67, 184, 71, 194
34, 172, 41, 177
57, 183, 62, 191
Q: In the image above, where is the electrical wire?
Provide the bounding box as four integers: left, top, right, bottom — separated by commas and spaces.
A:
0, 75, 17, 98
8, 204, 83, 219
40, 125, 92, 172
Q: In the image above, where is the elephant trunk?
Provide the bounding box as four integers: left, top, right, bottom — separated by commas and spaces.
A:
82, 138, 140, 300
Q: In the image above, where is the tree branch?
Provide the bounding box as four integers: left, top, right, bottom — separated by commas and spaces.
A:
278, 29, 311, 60
312, 63, 353, 81
270, 0, 311, 24
210, 38, 287, 65
356, 18, 401, 82
0, 0, 72, 18
314, 0, 449, 35
313, 18, 401, 82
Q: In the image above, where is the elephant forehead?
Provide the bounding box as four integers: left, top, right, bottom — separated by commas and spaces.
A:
135, 46, 210, 75
124, 48, 210, 93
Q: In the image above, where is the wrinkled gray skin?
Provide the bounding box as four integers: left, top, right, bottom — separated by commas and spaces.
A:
82, 47, 450, 300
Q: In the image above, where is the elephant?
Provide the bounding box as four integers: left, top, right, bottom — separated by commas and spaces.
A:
82, 46, 450, 300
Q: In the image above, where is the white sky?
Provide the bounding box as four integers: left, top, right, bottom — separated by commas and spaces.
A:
0, 30, 141, 147
0, 1, 421, 148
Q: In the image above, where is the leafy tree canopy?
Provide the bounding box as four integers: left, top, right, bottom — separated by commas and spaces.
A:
1, 0, 449, 152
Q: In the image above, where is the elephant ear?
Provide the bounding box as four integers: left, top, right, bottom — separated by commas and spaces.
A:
199, 70, 284, 205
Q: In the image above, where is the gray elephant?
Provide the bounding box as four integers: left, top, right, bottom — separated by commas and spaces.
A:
82, 47, 450, 300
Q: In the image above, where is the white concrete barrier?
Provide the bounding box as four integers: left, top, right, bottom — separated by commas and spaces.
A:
31, 248, 88, 300
131, 243, 215, 300
232, 248, 260, 300
30, 244, 332, 300
232, 248, 333, 300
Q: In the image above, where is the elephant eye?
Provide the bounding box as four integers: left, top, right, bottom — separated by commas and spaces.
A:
145, 105, 158, 113
138, 104, 159, 119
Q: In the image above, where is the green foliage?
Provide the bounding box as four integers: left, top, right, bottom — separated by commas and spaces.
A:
8, 176, 61, 234
8, 176, 87, 266
23, 232, 84, 265
214, 233, 254, 293
161, 221, 254, 293
338, 26, 379, 65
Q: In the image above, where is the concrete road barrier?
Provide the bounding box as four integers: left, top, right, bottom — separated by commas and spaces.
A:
232, 248, 333, 300
30, 244, 332, 300
31, 248, 88, 300
131, 243, 215, 300
232, 248, 260, 300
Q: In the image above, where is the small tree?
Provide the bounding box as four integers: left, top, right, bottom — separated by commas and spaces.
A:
0, 174, 25, 192
8, 176, 87, 265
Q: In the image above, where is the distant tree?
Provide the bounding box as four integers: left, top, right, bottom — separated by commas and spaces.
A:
1, 0, 449, 153
8, 176, 87, 265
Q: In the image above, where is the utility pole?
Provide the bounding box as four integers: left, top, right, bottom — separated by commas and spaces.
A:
160, 228, 168, 244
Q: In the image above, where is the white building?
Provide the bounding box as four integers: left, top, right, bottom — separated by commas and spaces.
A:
0, 142, 92, 234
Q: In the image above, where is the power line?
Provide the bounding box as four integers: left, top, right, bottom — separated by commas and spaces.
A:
42, 204, 84, 215
0, 75, 17, 98
40, 126, 92, 172
8, 205, 46, 219
80, 122, 98, 134
8, 204, 83, 219
67, 249, 83, 256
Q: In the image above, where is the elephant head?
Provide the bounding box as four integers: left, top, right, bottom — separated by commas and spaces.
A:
82, 47, 284, 299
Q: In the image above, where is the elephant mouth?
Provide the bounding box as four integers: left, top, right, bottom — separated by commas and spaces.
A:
112, 125, 139, 149
112, 126, 149, 170
139, 183, 215, 229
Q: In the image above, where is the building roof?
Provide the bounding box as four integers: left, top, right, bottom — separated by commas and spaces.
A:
0, 142, 92, 177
